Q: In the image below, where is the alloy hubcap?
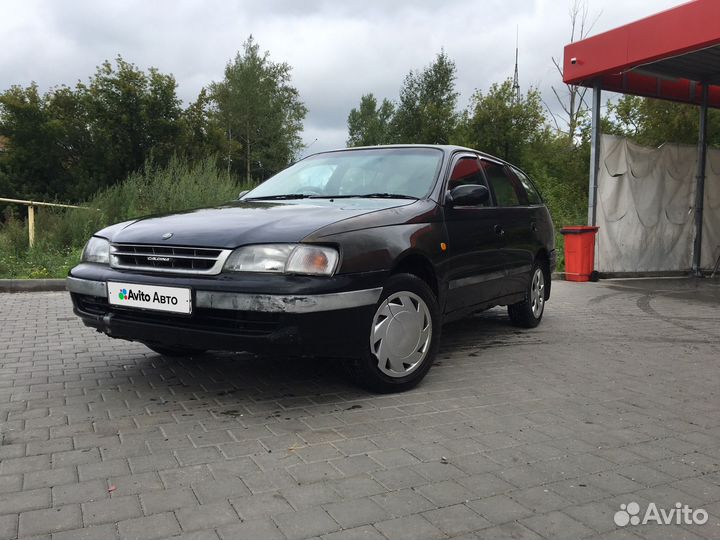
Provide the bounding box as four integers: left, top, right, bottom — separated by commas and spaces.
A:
530, 267, 545, 318
370, 291, 432, 378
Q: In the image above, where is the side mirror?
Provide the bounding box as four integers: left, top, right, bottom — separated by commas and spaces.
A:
446, 184, 489, 207
238, 190, 249, 199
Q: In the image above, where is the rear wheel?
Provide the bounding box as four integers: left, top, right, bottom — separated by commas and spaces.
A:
144, 344, 207, 357
347, 273, 440, 393
508, 261, 547, 328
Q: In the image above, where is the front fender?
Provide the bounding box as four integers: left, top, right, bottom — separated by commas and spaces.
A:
316, 222, 446, 275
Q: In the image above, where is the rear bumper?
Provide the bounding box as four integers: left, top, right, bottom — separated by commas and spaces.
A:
549, 249, 557, 273
67, 266, 385, 356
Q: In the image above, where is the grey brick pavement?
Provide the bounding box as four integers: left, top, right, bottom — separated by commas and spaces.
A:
1, 279, 719, 539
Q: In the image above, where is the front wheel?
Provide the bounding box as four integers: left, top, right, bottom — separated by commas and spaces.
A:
347, 273, 440, 393
508, 262, 547, 328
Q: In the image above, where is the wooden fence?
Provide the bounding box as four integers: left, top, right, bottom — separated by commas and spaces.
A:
0, 197, 89, 248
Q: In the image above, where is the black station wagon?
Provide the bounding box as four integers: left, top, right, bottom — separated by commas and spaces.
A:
68, 145, 555, 392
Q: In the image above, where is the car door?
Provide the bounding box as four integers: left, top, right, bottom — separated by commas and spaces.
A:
441, 154, 506, 314
480, 160, 534, 297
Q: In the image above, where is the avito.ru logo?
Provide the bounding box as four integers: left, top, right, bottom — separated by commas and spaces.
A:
117, 288, 153, 302
614, 501, 708, 527
117, 287, 179, 306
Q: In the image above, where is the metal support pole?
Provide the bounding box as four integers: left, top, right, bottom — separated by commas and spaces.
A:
27, 205, 35, 248
691, 83, 709, 276
588, 80, 602, 226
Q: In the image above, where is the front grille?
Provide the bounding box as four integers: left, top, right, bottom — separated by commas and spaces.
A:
110, 244, 231, 275
74, 294, 280, 336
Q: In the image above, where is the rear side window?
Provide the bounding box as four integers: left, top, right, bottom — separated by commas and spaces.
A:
511, 167, 542, 205
480, 160, 526, 206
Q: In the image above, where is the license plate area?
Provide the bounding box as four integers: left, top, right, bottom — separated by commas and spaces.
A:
107, 282, 192, 314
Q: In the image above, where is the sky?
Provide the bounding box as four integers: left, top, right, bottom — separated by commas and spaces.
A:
1, 0, 683, 155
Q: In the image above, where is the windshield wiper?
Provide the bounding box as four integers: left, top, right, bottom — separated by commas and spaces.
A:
310, 193, 418, 200
246, 193, 419, 201
360, 193, 418, 199
244, 194, 314, 200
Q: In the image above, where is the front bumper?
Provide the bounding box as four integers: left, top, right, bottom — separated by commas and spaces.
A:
67, 264, 386, 356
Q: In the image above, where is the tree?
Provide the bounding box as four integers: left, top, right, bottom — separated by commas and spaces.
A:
522, 128, 590, 230
179, 88, 225, 164
454, 79, 547, 164
346, 93, 395, 147
605, 94, 720, 147
392, 50, 459, 144
548, 0, 601, 141
0, 57, 185, 202
80, 57, 183, 193
0, 84, 73, 200
210, 36, 307, 183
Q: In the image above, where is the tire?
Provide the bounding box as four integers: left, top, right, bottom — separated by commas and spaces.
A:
347, 273, 441, 393
144, 344, 207, 357
508, 260, 547, 328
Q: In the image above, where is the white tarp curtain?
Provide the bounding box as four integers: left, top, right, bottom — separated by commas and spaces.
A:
597, 134, 720, 272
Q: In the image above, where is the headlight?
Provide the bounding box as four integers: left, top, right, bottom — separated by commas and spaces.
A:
286, 245, 339, 275
223, 244, 339, 276
224, 244, 294, 273
81, 236, 110, 264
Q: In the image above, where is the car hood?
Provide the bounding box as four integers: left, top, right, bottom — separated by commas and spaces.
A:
100, 199, 417, 248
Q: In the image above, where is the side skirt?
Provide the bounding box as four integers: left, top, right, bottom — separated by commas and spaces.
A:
442, 292, 527, 324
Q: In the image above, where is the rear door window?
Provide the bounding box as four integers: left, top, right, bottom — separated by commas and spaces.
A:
480, 160, 526, 206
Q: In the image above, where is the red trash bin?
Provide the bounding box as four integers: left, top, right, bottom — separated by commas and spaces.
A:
560, 226, 599, 282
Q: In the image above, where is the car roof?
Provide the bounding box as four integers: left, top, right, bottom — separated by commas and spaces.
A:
307, 144, 511, 167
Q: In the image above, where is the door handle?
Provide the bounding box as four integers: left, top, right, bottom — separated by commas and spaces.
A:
494, 224, 505, 236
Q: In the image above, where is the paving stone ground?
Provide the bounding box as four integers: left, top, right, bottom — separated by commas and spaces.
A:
1, 278, 719, 540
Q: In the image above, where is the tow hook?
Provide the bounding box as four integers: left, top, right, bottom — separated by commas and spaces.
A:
102, 313, 114, 335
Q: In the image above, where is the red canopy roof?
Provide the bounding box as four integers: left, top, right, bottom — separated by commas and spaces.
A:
563, 0, 720, 107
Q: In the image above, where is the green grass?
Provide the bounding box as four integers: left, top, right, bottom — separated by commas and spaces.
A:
0, 156, 249, 279
0, 247, 80, 279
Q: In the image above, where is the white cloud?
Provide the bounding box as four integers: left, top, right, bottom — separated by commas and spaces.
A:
1, 0, 683, 154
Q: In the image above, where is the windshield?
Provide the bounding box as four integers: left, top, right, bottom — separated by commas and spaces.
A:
244, 148, 443, 200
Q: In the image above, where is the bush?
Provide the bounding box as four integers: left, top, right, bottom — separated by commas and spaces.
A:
521, 135, 590, 270
532, 169, 587, 270
0, 156, 247, 278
